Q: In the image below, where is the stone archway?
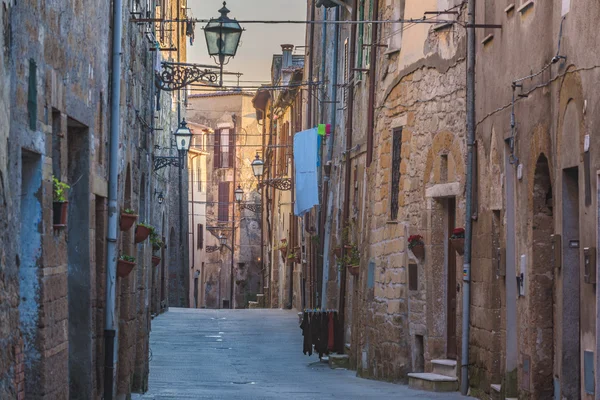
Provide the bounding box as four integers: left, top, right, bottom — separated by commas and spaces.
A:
529, 153, 555, 399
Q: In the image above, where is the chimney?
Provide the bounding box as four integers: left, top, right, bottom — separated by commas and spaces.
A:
281, 44, 294, 68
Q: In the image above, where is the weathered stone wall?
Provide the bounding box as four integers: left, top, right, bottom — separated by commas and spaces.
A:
0, 3, 20, 398
473, 1, 600, 398
0, 0, 181, 398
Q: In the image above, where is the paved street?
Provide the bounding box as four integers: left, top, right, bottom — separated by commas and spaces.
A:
133, 308, 469, 399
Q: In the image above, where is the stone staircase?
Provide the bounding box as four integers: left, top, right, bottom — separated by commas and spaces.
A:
408, 359, 459, 392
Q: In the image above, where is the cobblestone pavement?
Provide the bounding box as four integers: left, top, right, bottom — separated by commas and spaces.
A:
132, 308, 471, 399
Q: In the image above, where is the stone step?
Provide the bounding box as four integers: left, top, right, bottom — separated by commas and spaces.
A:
490, 384, 501, 400
408, 372, 459, 392
431, 359, 457, 378
329, 354, 350, 369
256, 294, 265, 307
248, 301, 259, 309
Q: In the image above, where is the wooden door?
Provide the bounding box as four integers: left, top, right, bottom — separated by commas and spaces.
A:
447, 197, 457, 359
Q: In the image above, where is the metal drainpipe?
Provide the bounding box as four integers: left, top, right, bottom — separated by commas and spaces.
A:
316, 7, 328, 308
339, 0, 358, 354
104, 0, 124, 396
461, 0, 476, 395
366, 0, 379, 167
321, 5, 340, 310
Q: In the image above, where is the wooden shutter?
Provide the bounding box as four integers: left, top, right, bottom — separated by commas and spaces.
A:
284, 122, 290, 176
390, 128, 402, 220
213, 129, 221, 169
228, 128, 235, 167
197, 224, 204, 249
218, 182, 230, 222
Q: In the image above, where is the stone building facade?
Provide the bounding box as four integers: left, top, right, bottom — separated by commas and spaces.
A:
470, 1, 600, 399
0, 0, 187, 399
252, 45, 305, 311
277, 0, 600, 398
186, 92, 262, 309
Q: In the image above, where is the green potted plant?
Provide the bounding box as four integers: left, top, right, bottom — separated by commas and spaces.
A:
450, 228, 465, 256
135, 223, 153, 243
408, 235, 425, 260
120, 208, 138, 231
150, 232, 163, 266
52, 176, 70, 227
117, 255, 136, 278
277, 239, 288, 259
343, 245, 360, 277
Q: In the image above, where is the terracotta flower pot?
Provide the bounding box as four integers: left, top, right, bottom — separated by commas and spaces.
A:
450, 237, 465, 256
117, 259, 136, 278
410, 243, 425, 260
53, 201, 68, 227
135, 225, 151, 243
152, 256, 161, 267
120, 213, 138, 231
348, 265, 359, 277
333, 247, 342, 258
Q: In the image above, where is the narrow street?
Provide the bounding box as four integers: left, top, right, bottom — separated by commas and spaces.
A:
133, 309, 468, 399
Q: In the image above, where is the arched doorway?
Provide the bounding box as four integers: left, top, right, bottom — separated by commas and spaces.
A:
530, 154, 555, 398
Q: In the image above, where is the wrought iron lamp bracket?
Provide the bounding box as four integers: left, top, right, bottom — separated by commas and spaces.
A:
258, 178, 293, 191
240, 203, 262, 213
206, 245, 220, 253
155, 62, 220, 91
153, 155, 181, 172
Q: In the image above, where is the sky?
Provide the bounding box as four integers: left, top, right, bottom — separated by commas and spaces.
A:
187, 0, 307, 87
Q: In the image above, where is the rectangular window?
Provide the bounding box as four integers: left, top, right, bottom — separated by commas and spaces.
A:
196, 158, 202, 192
28, 59, 37, 131
218, 182, 230, 222
388, 0, 405, 53
197, 223, 204, 249
214, 128, 234, 169
390, 127, 402, 220
221, 128, 230, 168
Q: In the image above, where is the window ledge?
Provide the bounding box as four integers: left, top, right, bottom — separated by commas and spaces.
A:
433, 22, 453, 32
482, 34, 494, 46
384, 47, 401, 56
517, 0, 534, 14
386, 220, 399, 225
505, 3, 515, 13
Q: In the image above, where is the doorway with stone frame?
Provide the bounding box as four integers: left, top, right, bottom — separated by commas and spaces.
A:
528, 154, 555, 399
427, 191, 460, 362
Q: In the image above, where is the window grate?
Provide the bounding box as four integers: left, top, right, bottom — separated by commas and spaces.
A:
390, 127, 402, 220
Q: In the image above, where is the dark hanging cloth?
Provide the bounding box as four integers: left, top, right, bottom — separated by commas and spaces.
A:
318, 312, 329, 358
328, 312, 335, 351
300, 311, 312, 356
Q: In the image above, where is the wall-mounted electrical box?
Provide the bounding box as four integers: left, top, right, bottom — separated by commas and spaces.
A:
584, 247, 596, 284
552, 234, 561, 270
496, 247, 506, 277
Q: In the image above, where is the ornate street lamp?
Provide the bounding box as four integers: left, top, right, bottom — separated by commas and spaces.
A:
203, 2, 243, 86
234, 185, 244, 203
174, 119, 192, 153
251, 154, 264, 178
219, 234, 228, 247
